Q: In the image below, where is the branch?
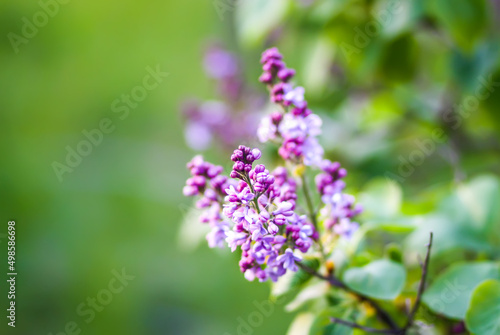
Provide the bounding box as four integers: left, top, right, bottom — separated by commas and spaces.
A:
298, 263, 400, 331
403, 232, 433, 332
330, 317, 402, 334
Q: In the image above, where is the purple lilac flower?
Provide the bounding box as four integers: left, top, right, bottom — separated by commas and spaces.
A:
316, 159, 362, 239
183, 48, 364, 284
182, 44, 264, 151
217, 145, 313, 282
258, 47, 324, 166
277, 248, 302, 272
183, 155, 237, 247
203, 45, 239, 80
333, 219, 359, 240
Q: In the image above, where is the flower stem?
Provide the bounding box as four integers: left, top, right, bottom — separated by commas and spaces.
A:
301, 173, 326, 259
242, 174, 261, 214
301, 173, 317, 229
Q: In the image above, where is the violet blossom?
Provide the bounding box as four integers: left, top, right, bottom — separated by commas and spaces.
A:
183, 47, 364, 284
258, 47, 324, 166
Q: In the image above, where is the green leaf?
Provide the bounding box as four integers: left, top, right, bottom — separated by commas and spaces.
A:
287, 313, 315, 335
235, 0, 291, 47
343, 259, 406, 300
456, 175, 500, 234
378, 33, 418, 82
422, 262, 500, 319
359, 178, 402, 219
309, 308, 354, 335
406, 174, 500, 256
385, 243, 403, 263
405, 214, 491, 256
285, 281, 329, 312
465, 279, 500, 335
427, 0, 488, 52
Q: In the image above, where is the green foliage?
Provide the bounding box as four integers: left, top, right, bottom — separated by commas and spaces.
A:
465, 279, 500, 335
422, 262, 500, 319
236, 0, 291, 46
427, 0, 488, 52
343, 259, 406, 300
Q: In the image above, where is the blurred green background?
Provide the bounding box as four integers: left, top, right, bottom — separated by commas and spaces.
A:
1, 0, 500, 334
0, 0, 293, 334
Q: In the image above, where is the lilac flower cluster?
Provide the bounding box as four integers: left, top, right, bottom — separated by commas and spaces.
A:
183, 155, 236, 248
184, 146, 315, 282
183, 47, 364, 283
257, 47, 324, 166
316, 160, 362, 239
224, 145, 315, 282
182, 44, 263, 151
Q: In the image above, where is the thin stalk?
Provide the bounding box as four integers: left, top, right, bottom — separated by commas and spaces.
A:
402, 232, 433, 333
242, 174, 260, 214
300, 173, 326, 260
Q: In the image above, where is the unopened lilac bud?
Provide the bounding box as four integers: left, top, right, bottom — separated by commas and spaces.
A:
272, 83, 286, 94
210, 175, 226, 189
256, 172, 268, 183
274, 215, 287, 225
182, 185, 198, 196
291, 106, 306, 116
321, 160, 340, 174
251, 148, 262, 160
246, 154, 255, 163
263, 59, 284, 72
230, 170, 239, 179
244, 164, 252, 172
337, 168, 347, 178
196, 197, 211, 209
233, 161, 245, 171
239, 145, 250, 154
204, 189, 217, 201
266, 175, 275, 185
254, 182, 265, 193
259, 71, 273, 84
254, 164, 266, 173
232, 149, 244, 161
278, 68, 295, 82
296, 239, 311, 253
268, 222, 279, 235
271, 94, 283, 103
270, 111, 282, 124
256, 268, 267, 281
207, 165, 223, 178
188, 176, 206, 188
260, 47, 283, 64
